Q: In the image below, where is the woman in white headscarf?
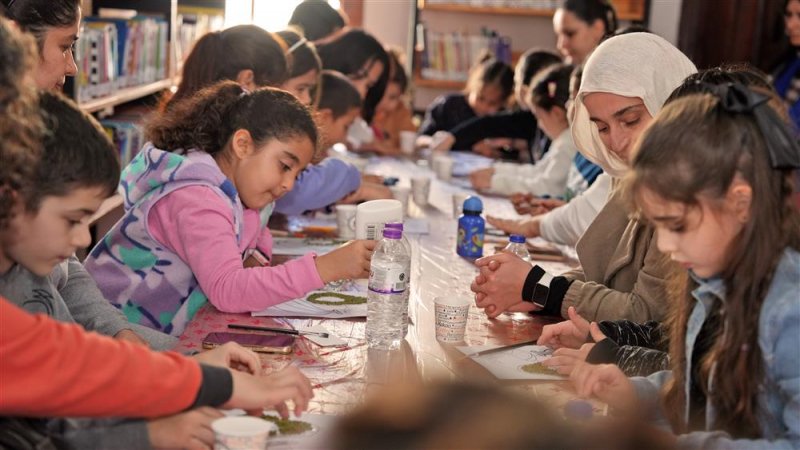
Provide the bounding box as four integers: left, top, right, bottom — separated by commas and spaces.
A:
471, 33, 697, 323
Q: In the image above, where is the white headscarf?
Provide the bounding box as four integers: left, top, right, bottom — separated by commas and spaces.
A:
569, 33, 697, 178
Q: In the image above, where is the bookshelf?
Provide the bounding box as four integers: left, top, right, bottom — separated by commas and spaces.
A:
76, 0, 225, 250
412, 0, 649, 108
419, 1, 647, 21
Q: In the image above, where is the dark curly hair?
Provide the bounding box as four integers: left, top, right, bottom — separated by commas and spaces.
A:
148, 81, 319, 159
25, 92, 120, 211
0, 17, 42, 229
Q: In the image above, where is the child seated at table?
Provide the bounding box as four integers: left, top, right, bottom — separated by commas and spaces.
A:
419, 55, 514, 138
359, 47, 416, 156
85, 82, 375, 337
468, 64, 601, 199
570, 81, 800, 449
276, 70, 393, 213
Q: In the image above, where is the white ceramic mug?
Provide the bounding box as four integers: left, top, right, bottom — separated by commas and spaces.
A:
335, 204, 357, 239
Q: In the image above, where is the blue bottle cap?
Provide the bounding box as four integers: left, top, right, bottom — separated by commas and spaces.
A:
509, 234, 526, 243
385, 222, 404, 231
382, 227, 402, 239
462, 196, 483, 213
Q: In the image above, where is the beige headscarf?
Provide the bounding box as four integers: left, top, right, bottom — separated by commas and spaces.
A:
569, 33, 697, 178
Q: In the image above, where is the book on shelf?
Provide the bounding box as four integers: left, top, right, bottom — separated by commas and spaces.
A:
101, 115, 145, 167
418, 25, 512, 83
74, 14, 169, 104
175, 6, 225, 73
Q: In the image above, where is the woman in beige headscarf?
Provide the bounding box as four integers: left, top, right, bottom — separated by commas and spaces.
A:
471, 33, 696, 323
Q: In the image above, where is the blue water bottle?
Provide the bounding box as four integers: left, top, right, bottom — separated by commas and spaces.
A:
456, 196, 485, 258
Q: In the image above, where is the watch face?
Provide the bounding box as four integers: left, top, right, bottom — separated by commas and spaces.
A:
531, 283, 550, 307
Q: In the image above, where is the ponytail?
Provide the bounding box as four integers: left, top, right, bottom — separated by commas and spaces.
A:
147, 81, 319, 158
169, 25, 289, 109
529, 64, 573, 111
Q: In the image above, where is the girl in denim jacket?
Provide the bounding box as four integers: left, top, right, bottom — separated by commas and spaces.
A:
570, 83, 800, 448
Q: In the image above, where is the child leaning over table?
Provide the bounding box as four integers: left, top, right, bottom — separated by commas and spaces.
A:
85, 82, 375, 337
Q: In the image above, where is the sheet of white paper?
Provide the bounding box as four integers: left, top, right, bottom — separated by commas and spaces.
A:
272, 237, 345, 256
450, 153, 494, 177
456, 344, 564, 380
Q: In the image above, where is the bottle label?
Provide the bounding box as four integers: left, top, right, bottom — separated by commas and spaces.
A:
365, 222, 384, 241
456, 220, 484, 257
368, 263, 408, 294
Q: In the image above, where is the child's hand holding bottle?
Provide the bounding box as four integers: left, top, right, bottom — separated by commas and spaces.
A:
315, 240, 377, 282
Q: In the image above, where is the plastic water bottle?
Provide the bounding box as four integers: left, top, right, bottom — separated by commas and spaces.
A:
503, 234, 531, 262
384, 222, 412, 336
456, 196, 485, 258
366, 227, 411, 350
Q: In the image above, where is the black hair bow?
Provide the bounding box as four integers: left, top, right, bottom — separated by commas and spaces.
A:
701, 82, 800, 170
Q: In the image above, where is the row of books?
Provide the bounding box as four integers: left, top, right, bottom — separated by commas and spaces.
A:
424, 0, 562, 9
73, 16, 169, 104
418, 28, 512, 82
175, 6, 225, 73
101, 116, 145, 167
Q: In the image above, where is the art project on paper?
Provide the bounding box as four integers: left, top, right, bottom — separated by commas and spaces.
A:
457, 344, 565, 380
252, 280, 368, 318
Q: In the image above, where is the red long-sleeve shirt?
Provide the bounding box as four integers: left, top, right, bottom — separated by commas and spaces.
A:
0, 298, 205, 418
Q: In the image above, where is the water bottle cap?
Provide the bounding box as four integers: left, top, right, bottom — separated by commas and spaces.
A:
509, 234, 526, 243
462, 196, 483, 213
382, 227, 402, 239
384, 222, 404, 231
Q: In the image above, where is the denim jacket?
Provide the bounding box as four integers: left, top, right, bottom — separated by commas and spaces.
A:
630, 248, 800, 449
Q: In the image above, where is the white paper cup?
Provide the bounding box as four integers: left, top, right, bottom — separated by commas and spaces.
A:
213, 416, 274, 450
451, 193, 471, 218
410, 177, 431, 207
434, 296, 470, 343
434, 156, 454, 182
335, 204, 357, 239
400, 131, 416, 155
389, 185, 410, 215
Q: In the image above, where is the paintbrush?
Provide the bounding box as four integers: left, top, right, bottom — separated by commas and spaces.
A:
228, 324, 330, 338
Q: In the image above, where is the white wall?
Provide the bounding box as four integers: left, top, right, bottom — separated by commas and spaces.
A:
648, 0, 683, 45
363, 0, 415, 52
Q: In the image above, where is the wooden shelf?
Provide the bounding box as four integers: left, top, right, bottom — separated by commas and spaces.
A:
78, 78, 175, 113
413, 76, 465, 90
419, 1, 646, 21
421, 3, 555, 17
